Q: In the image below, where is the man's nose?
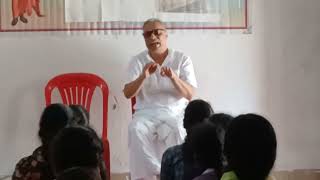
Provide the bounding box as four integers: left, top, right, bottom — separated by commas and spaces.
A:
149, 32, 157, 39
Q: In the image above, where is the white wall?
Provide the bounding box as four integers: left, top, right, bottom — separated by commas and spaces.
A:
0, 0, 319, 176
265, 0, 320, 170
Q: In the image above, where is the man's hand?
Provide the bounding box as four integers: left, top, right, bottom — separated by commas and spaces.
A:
143, 62, 158, 78
160, 66, 194, 100
160, 67, 177, 79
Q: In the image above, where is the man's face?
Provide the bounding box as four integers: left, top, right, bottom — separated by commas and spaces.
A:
143, 22, 168, 52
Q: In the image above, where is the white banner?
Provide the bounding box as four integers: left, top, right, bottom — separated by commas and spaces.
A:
63, 0, 241, 23
0, 0, 250, 34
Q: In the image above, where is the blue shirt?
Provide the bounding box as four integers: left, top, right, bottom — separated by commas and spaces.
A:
161, 145, 184, 180
160, 144, 204, 180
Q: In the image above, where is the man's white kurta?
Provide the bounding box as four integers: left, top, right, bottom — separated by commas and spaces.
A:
126, 49, 197, 180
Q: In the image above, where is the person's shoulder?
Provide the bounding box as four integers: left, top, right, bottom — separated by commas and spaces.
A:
170, 49, 191, 63
171, 49, 189, 58
133, 50, 148, 60
164, 144, 183, 157
31, 146, 45, 162
128, 50, 148, 65
15, 156, 31, 168
162, 145, 183, 165
13, 154, 34, 177
15, 146, 42, 166
168, 144, 183, 151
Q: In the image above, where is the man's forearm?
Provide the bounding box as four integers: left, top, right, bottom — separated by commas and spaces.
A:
170, 76, 194, 100
123, 74, 146, 99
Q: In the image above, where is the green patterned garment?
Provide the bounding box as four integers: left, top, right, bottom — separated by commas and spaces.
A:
221, 171, 239, 180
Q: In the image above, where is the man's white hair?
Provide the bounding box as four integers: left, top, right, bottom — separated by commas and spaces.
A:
143, 18, 166, 29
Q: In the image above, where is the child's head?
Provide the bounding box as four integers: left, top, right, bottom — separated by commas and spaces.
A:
50, 126, 103, 175
224, 114, 277, 180
187, 122, 222, 177
183, 99, 214, 134
208, 113, 233, 145
69, 105, 90, 126
38, 103, 73, 146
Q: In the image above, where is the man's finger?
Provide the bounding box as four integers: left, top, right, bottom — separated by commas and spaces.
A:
144, 63, 152, 70
164, 67, 169, 73
144, 63, 155, 71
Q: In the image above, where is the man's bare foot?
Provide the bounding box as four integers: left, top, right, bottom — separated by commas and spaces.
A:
20, 15, 28, 23
11, 17, 18, 26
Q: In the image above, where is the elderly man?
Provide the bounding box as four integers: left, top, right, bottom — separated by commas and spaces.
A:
123, 18, 197, 180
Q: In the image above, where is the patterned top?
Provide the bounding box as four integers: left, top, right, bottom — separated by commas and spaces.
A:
12, 146, 54, 180
161, 145, 184, 180
160, 144, 204, 180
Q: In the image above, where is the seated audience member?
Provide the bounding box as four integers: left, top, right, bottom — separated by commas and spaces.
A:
208, 113, 233, 168
187, 122, 222, 180
208, 113, 233, 145
69, 104, 108, 180
12, 104, 74, 180
222, 114, 277, 180
160, 99, 213, 180
50, 126, 107, 180
56, 167, 102, 180
69, 105, 89, 126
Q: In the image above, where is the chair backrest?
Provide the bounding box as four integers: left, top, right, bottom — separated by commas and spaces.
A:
45, 73, 110, 179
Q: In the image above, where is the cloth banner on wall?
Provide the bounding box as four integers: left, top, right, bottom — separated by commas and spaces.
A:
0, 0, 251, 34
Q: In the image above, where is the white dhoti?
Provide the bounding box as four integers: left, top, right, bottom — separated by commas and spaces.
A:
128, 108, 186, 180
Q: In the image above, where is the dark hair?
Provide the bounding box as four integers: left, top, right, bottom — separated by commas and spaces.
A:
69, 105, 90, 126
38, 103, 73, 147
187, 122, 223, 179
50, 126, 104, 175
183, 99, 214, 134
208, 113, 233, 168
208, 113, 233, 145
224, 114, 277, 180
57, 167, 101, 180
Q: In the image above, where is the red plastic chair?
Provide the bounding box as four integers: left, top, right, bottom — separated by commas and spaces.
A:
45, 73, 110, 179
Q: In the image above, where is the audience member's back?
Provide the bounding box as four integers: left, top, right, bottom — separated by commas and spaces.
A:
57, 167, 102, 180
222, 114, 277, 180
12, 103, 73, 180
68, 105, 108, 180
160, 99, 213, 180
187, 122, 222, 180
50, 126, 107, 180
